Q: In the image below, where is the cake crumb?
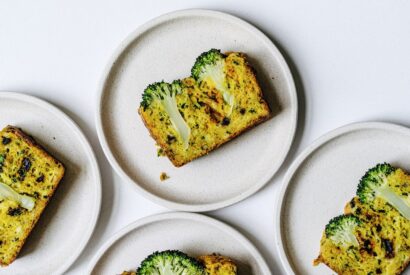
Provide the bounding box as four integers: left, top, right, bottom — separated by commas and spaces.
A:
157, 147, 165, 157
160, 172, 169, 181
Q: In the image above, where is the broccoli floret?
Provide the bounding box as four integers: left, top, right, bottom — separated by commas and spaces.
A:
191, 49, 234, 115
325, 215, 361, 248
137, 250, 205, 275
141, 81, 191, 149
357, 163, 410, 220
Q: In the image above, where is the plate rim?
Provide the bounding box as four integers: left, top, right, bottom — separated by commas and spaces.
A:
86, 211, 272, 275
274, 121, 410, 274
95, 8, 298, 212
0, 91, 102, 275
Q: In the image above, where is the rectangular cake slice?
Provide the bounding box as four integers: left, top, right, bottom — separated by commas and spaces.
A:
138, 50, 271, 167
0, 126, 65, 266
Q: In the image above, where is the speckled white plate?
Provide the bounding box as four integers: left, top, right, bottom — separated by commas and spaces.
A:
87, 212, 271, 275
275, 122, 410, 275
96, 9, 297, 212
0, 92, 101, 275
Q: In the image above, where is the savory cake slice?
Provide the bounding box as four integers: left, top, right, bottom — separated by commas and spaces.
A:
314, 164, 410, 274
138, 49, 271, 167
0, 126, 65, 266
197, 254, 237, 275
344, 197, 410, 274
343, 165, 410, 274
314, 203, 410, 274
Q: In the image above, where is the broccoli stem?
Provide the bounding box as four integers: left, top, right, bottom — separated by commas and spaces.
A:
202, 60, 235, 116
0, 181, 35, 211
377, 185, 410, 220
343, 231, 359, 247
223, 92, 235, 116
161, 94, 190, 150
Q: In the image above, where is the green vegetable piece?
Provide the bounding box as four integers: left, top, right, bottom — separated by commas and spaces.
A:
137, 250, 205, 275
141, 81, 191, 150
357, 163, 410, 220
325, 214, 361, 248
191, 49, 234, 115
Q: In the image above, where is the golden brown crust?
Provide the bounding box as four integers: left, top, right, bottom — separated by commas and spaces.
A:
4, 126, 65, 168
398, 258, 410, 274
313, 253, 345, 274
0, 126, 65, 266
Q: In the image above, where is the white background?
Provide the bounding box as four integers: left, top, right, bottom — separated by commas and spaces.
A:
1, 1, 410, 274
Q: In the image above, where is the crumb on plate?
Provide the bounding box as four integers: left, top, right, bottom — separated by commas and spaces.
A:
160, 172, 169, 181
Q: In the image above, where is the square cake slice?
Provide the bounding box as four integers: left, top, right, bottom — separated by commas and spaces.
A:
0, 125, 65, 266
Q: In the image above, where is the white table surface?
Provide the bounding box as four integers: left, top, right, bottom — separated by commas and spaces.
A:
1, 1, 410, 274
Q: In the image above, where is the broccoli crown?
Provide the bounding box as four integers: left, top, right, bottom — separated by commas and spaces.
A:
137, 250, 205, 275
325, 214, 361, 247
357, 163, 410, 220
357, 163, 396, 203
141, 80, 182, 110
190, 49, 234, 115
191, 49, 225, 81
140, 80, 191, 149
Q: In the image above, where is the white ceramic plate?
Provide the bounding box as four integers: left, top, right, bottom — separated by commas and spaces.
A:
275, 122, 410, 274
96, 9, 297, 212
87, 212, 271, 275
0, 92, 101, 275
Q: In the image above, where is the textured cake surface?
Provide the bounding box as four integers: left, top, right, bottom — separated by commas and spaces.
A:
314, 168, 410, 274
0, 126, 65, 266
139, 52, 271, 167
197, 255, 237, 275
